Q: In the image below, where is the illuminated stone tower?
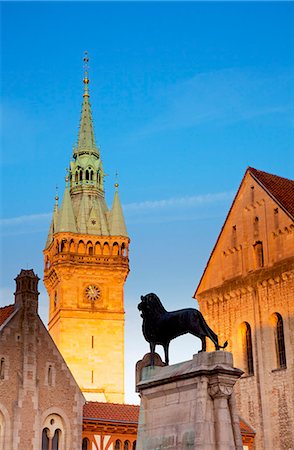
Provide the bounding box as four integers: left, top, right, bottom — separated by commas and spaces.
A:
44, 54, 129, 403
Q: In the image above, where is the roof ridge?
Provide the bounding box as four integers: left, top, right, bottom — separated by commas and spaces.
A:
248, 166, 294, 183
0, 304, 15, 327
85, 400, 139, 407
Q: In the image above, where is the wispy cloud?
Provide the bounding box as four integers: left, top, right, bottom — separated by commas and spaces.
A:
0, 213, 51, 226
0, 190, 234, 230
124, 191, 234, 211
129, 68, 293, 139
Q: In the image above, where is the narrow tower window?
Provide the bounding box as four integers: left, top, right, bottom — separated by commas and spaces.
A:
82, 438, 90, 450
253, 241, 264, 268
48, 365, 53, 386
250, 185, 254, 203
274, 208, 279, 229
239, 322, 254, 375
274, 313, 287, 369
52, 429, 61, 450
115, 441, 122, 450
231, 225, 237, 247
0, 358, 5, 379
91, 336, 94, 349
245, 324, 254, 375
42, 428, 49, 450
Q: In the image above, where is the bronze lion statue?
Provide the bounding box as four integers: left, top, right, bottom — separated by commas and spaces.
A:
138, 293, 227, 365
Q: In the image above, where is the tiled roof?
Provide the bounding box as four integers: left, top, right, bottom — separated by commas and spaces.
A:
83, 403, 254, 437
249, 167, 294, 218
195, 167, 294, 296
83, 402, 139, 423
0, 304, 14, 326
240, 417, 256, 435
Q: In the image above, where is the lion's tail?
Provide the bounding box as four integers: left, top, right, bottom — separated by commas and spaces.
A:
197, 311, 228, 349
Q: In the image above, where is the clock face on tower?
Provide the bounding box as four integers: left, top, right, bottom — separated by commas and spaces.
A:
85, 284, 101, 301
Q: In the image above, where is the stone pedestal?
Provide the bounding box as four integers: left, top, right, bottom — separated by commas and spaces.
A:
136, 351, 243, 450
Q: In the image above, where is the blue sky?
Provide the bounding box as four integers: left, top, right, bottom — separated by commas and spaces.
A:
1, 1, 293, 403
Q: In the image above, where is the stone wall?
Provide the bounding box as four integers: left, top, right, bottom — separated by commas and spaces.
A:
136, 352, 243, 450
196, 171, 294, 449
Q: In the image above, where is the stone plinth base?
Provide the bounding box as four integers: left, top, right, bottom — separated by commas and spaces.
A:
136, 351, 243, 450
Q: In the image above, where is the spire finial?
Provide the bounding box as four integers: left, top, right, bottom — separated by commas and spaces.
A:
115, 170, 119, 190
65, 168, 69, 186
83, 51, 90, 97
55, 186, 59, 204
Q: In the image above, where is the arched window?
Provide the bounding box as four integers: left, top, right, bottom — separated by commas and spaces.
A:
115, 440, 122, 450
124, 440, 130, 450
0, 358, 5, 380
253, 241, 264, 268
95, 242, 102, 255
42, 414, 64, 450
103, 242, 110, 256
239, 322, 254, 375
42, 428, 49, 450
48, 365, 53, 386
88, 247, 93, 255
113, 242, 119, 256
273, 313, 287, 369
121, 243, 127, 257
245, 323, 254, 375
132, 442, 136, 450
0, 411, 5, 450
75, 172, 78, 183
90, 170, 94, 181
85, 170, 89, 181
82, 438, 90, 450
69, 240, 75, 253
60, 239, 67, 252
52, 429, 61, 450
78, 241, 85, 254
79, 170, 83, 181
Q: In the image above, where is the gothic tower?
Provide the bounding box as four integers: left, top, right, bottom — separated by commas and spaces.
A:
43, 54, 129, 403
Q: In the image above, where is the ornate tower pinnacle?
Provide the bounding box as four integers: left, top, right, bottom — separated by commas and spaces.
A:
44, 54, 130, 403
83, 51, 90, 98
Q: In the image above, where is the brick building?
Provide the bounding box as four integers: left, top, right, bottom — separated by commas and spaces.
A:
195, 167, 294, 449
0, 269, 84, 450
82, 402, 138, 449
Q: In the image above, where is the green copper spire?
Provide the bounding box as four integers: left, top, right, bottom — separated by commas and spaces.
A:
70, 53, 105, 198
56, 176, 77, 233
73, 52, 99, 157
45, 191, 59, 248
109, 183, 128, 237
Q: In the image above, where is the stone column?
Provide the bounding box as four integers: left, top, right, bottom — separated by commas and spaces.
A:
208, 373, 243, 450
